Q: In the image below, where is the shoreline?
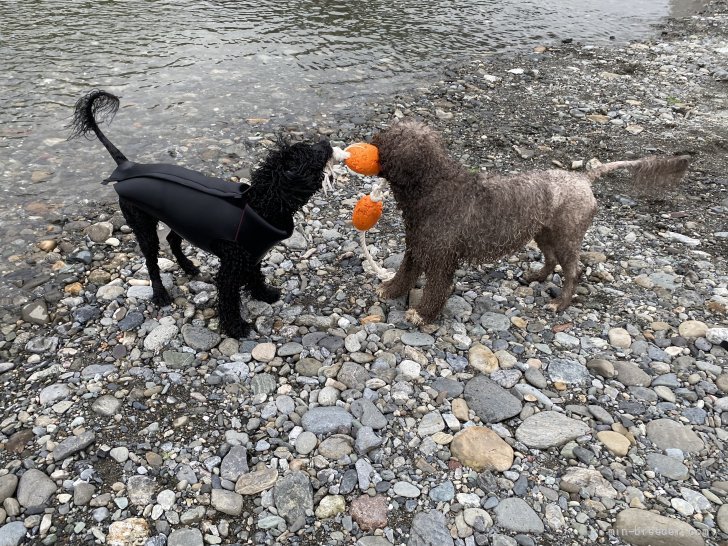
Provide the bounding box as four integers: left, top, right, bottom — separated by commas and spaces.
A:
0, 2, 727, 546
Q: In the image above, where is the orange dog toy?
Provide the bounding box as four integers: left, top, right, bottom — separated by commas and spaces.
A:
343, 143, 380, 177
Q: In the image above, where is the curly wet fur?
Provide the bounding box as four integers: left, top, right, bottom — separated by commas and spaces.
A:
372, 119, 689, 324
70, 90, 332, 338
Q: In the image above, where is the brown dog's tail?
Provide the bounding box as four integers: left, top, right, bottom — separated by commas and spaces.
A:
587, 155, 690, 191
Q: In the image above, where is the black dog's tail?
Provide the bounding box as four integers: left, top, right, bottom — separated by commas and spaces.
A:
587, 155, 690, 192
68, 90, 128, 165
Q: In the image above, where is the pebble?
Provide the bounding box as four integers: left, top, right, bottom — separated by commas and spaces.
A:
0, 10, 727, 545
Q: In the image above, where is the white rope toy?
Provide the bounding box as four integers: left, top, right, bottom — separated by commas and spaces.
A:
356, 179, 395, 282
327, 146, 394, 282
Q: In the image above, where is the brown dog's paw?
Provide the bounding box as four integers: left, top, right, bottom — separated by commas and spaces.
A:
377, 282, 401, 300
546, 298, 572, 313
404, 308, 426, 326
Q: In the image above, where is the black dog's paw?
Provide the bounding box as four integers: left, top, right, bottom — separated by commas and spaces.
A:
182, 264, 201, 277
221, 319, 251, 339
152, 289, 173, 307
252, 285, 281, 304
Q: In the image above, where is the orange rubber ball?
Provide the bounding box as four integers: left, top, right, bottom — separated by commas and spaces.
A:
345, 143, 380, 176
352, 195, 383, 231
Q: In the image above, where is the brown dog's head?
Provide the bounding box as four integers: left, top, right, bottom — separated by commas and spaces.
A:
371, 120, 449, 187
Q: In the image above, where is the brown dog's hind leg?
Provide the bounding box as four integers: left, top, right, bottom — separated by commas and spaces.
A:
525, 231, 558, 283
549, 246, 581, 312
377, 250, 421, 300
166, 231, 200, 276
120, 200, 171, 306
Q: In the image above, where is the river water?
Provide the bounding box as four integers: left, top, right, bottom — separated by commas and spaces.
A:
0, 0, 701, 228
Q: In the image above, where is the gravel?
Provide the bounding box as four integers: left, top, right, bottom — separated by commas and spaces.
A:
0, 2, 727, 545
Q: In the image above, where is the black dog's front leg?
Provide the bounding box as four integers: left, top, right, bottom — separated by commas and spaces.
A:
245, 264, 281, 304
212, 241, 252, 338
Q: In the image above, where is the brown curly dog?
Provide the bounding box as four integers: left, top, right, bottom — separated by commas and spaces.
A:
372, 119, 689, 325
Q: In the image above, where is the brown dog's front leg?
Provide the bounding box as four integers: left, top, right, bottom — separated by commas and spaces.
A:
377, 250, 421, 300
407, 263, 455, 326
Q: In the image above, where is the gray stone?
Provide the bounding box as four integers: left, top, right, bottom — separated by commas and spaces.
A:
646, 419, 704, 453
39, 383, 70, 406
480, 312, 511, 331
645, 453, 689, 481
429, 481, 455, 502
127, 285, 153, 300
53, 431, 95, 461
181, 324, 220, 351
22, 301, 50, 325
273, 471, 313, 528
357, 537, 394, 546
301, 407, 353, 435
163, 351, 195, 369
464, 376, 522, 423
17, 469, 55, 508
144, 324, 179, 351
0, 521, 27, 546
220, 446, 249, 482
0, 475, 18, 504
210, 489, 243, 516
613, 508, 705, 546
494, 497, 544, 534
250, 373, 277, 396
548, 359, 590, 385
295, 431, 318, 455
417, 412, 445, 436
516, 411, 590, 448
91, 394, 121, 416
351, 399, 387, 429
431, 377, 464, 397
296, 358, 323, 376
73, 482, 95, 506
613, 361, 652, 387
279, 342, 304, 356
127, 476, 155, 506
401, 332, 435, 347
80, 364, 117, 379
407, 509, 454, 546
355, 427, 383, 454
168, 528, 204, 546
717, 504, 728, 534
393, 481, 420, 498
337, 362, 370, 390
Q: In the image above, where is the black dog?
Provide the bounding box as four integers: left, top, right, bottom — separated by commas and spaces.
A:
69, 90, 333, 337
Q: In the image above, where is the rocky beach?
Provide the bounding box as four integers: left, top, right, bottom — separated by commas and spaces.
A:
1, 1, 727, 546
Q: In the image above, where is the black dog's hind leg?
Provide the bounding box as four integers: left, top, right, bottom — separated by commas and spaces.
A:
245, 264, 281, 304
119, 200, 172, 306
212, 241, 253, 338
166, 231, 200, 276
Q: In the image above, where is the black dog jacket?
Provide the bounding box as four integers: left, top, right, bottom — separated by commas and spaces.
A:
106, 161, 293, 260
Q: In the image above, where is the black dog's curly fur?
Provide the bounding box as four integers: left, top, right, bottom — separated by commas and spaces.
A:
70, 90, 332, 338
